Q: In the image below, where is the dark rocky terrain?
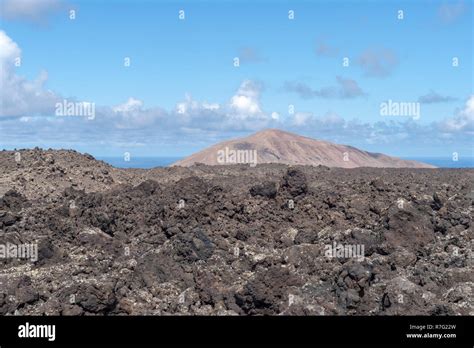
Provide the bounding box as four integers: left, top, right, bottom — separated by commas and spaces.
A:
0, 148, 472, 315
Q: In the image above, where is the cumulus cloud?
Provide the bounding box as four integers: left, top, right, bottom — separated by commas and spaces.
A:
291, 112, 313, 127
98, 80, 275, 134
2, 93, 473, 155
177, 80, 275, 131
176, 94, 220, 115
285, 112, 453, 150
110, 98, 167, 130
1, 33, 271, 132
290, 111, 346, 128
284, 76, 366, 99
0, 0, 65, 23
437, 95, 474, 134
356, 48, 398, 78
282, 97, 473, 151
230, 80, 264, 116
0, 30, 61, 117
0, 29, 20, 61
288, 111, 390, 142
418, 91, 457, 104
172, 94, 225, 129
112, 97, 143, 113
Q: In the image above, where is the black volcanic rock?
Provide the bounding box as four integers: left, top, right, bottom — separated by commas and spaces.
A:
281, 168, 308, 197
0, 190, 29, 211
250, 181, 278, 198
0, 149, 472, 316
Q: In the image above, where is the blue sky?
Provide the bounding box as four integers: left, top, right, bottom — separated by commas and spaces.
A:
0, 0, 472, 158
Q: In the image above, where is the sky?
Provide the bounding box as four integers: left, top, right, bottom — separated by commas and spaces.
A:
0, 0, 472, 159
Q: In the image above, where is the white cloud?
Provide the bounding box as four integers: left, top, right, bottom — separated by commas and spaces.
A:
1, 92, 472, 156
292, 112, 312, 126
0, 30, 61, 117
175, 94, 220, 115
169, 81, 275, 132
290, 111, 346, 128
202, 102, 220, 111
110, 98, 167, 130
438, 95, 474, 133
113, 97, 143, 113
230, 80, 263, 116
0, 29, 21, 62
230, 95, 261, 114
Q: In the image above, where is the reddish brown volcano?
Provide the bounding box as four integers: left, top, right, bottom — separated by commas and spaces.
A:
173, 129, 435, 168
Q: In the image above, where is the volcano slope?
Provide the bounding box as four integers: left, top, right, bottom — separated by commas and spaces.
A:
0, 149, 472, 315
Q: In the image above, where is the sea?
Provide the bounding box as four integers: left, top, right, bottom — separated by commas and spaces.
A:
403, 157, 474, 168
97, 157, 182, 169
97, 156, 474, 169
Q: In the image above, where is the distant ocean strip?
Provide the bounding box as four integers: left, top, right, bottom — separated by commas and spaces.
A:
97, 156, 474, 169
